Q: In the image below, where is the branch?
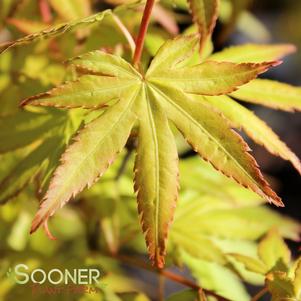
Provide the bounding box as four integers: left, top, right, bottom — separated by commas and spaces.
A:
133, 0, 155, 67
104, 252, 232, 301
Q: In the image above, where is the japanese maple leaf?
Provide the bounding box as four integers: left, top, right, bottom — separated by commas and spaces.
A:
22, 35, 282, 268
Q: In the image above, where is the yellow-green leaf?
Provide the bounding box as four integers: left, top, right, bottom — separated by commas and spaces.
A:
209, 43, 296, 63
148, 61, 277, 96
24, 35, 285, 268
146, 34, 199, 75
229, 253, 268, 274
182, 252, 250, 301
231, 79, 301, 112
30, 92, 138, 234
22, 75, 137, 109
151, 85, 282, 207
171, 206, 226, 264
178, 205, 299, 241
258, 229, 291, 270
68, 50, 141, 79
134, 87, 179, 268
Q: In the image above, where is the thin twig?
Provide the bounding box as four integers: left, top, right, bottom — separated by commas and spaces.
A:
133, 0, 155, 67
251, 287, 269, 301
112, 14, 136, 56
198, 288, 208, 301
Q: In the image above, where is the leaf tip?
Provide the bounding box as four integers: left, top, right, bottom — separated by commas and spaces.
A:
257, 60, 282, 74
268, 195, 284, 208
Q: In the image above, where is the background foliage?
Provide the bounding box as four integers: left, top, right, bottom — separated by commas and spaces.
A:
0, 0, 300, 300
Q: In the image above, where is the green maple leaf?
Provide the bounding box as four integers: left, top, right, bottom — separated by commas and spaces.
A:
23, 35, 285, 268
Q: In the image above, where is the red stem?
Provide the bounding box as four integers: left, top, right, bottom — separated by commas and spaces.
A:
133, 0, 155, 67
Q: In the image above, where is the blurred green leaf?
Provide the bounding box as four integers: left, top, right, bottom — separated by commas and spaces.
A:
0, 110, 64, 153
229, 254, 267, 275
7, 211, 31, 251
258, 230, 291, 271
165, 289, 199, 301
181, 251, 250, 301
0, 136, 61, 204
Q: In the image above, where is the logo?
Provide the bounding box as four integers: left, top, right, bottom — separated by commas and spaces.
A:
6, 264, 104, 296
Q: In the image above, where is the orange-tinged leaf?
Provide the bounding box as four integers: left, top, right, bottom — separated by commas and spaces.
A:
30, 91, 138, 234
148, 60, 279, 96
150, 85, 283, 207
68, 50, 142, 79
21, 75, 138, 109
22, 50, 141, 109
22, 36, 292, 269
